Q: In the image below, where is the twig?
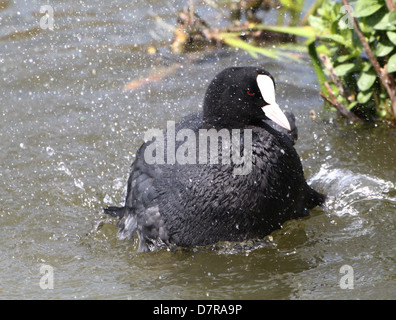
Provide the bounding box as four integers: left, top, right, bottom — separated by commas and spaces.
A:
319, 53, 346, 97
341, 0, 396, 120
320, 82, 360, 122
189, 0, 195, 23
385, 0, 396, 11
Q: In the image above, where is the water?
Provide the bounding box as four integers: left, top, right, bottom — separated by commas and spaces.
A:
1, 0, 396, 300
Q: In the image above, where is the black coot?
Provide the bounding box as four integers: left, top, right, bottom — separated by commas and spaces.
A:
105, 67, 325, 252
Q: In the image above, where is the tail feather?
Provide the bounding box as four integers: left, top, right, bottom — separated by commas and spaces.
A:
306, 187, 326, 210
104, 206, 138, 241
104, 206, 126, 219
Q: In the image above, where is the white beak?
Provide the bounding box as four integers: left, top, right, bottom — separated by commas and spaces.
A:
257, 74, 291, 131
262, 104, 291, 131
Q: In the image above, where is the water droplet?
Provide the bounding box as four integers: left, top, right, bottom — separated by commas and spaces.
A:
57, 162, 71, 176
74, 178, 84, 190
103, 194, 113, 204
46, 146, 55, 156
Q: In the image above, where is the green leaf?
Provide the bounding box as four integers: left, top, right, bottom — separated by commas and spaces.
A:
353, 0, 384, 18
308, 15, 325, 31
334, 63, 356, 76
255, 25, 316, 39
347, 101, 358, 110
278, 0, 303, 11
337, 52, 358, 63
362, 61, 372, 72
220, 35, 263, 59
357, 90, 373, 103
368, 34, 376, 43
319, 34, 348, 46
315, 43, 331, 56
357, 69, 377, 91
387, 31, 396, 45
302, 0, 325, 25
308, 41, 328, 95
375, 40, 395, 57
363, 7, 396, 31
388, 53, 396, 73
373, 12, 396, 30
389, 10, 396, 24
218, 33, 302, 62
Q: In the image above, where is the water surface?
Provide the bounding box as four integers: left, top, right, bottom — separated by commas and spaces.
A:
1, 0, 395, 299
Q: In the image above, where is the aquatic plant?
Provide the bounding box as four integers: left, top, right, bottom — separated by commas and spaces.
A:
306, 0, 396, 123
170, 0, 307, 60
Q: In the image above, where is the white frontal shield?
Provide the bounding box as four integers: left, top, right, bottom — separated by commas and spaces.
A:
257, 74, 291, 131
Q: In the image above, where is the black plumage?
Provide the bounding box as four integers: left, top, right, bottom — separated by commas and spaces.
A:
105, 67, 325, 252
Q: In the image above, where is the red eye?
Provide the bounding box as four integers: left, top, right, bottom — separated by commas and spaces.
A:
247, 90, 255, 96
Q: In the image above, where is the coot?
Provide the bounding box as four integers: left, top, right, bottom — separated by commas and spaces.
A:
105, 67, 325, 252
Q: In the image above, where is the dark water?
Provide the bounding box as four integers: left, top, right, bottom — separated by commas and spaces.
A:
1, 0, 395, 299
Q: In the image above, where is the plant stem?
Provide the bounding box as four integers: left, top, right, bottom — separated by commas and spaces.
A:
321, 82, 360, 122
385, 0, 396, 11
300, 0, 324, 25
319, 53, 346, 98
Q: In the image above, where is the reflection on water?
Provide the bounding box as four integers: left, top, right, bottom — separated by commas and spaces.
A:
1, 0, 396, 300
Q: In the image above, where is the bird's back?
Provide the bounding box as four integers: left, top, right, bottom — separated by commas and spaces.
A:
105, 112, 325, 251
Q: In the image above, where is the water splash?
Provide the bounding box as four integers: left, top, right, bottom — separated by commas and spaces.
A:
57, 161, 72, 176
309, 164, 396, 216
57, 161, 85, 191
74, 178, 84, 190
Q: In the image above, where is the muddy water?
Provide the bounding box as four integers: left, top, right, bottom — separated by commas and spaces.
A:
1, 0, 396, 299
